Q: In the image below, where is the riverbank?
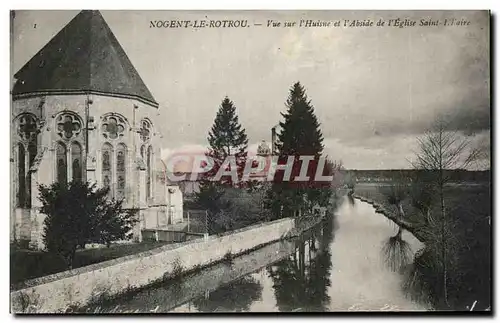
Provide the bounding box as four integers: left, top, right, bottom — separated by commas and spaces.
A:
351, 194, 424, 243
71, 197, 428, 313
353, 183, 491, 311
80, 238, 299, 313
11, 214, 324, 313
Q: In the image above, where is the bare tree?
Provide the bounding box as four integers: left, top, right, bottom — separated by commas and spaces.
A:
379, 174, 412, 272
409, 180, 435, 227
411, 118, 481, 306
378, 176, 409, 235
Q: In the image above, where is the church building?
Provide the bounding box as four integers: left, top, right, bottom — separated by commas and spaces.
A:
11, 10, 183, 249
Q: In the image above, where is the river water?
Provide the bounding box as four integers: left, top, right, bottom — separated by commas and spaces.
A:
91, 196, 427, 313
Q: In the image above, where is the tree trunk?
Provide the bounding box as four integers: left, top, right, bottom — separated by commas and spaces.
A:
441, 190, 449, 307
398, 203, 405, 221
394, 203, 406, 239
439, 169, 449, 308
396, 226, 403, 239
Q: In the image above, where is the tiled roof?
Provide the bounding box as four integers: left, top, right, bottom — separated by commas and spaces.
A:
12, 10, 158, 107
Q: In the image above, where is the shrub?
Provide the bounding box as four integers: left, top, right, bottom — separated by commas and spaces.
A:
39, 181, 138, 269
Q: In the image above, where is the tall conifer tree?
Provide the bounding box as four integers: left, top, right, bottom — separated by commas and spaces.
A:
277, 82, 324, 156
196, 97, 248, 231
266, 82, 331, 218
207, 96, 248, 174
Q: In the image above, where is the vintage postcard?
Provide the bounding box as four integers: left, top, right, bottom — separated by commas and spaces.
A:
9, 10, 491, 313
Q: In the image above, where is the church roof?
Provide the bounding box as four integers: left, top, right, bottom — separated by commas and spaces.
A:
12, 10, 158, 107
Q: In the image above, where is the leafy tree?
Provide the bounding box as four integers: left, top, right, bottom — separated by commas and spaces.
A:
312, 157, 339, 209
208, 188, 269, 233
39, 181, 138, 269
342, 171, 356, 193
266, 82, 329, 218
196, 97, 249, 233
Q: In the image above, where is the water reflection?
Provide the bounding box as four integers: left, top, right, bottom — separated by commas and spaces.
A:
92, 196, 426, 313
193, 276, 263, 312
347, 194, 356, 206
175, 198, 426, 312
89, 238, 297, 313
382, 233, 413, 273
268, 214, 336, 312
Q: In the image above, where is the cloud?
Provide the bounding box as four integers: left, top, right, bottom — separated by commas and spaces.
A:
323, 136, 418, 169
13, 10, 490, 170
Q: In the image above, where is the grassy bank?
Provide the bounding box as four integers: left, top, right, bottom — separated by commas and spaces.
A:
354, 182, 491, 310
11, 241, 169, 289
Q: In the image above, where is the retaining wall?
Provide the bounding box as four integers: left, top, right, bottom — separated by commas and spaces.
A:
90, 238, 298, 313
11, 217, 296, 313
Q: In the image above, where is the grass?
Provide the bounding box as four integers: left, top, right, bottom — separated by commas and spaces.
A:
10, 241, 169, 288
355, 182, 491, 310
222, 250, 234, 264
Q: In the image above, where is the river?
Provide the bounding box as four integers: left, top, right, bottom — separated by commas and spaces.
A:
88, 196, 427, 313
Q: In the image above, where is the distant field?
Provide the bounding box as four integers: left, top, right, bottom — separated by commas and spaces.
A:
355, 181, 491, 310
355, 182, 491, 226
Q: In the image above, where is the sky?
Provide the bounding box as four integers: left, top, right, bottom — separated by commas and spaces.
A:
11, 10, 491, 169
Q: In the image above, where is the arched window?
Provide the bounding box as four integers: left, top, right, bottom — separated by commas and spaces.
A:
116, 143, 127, 201
146, 145, 152, 200
140, 120, 151, 143
17, 143, 26, 207
56, 142, 67, 185
28, 142, 37, 168
26, 142, 37, 207
71, 142, 82, 182
102, 143, 113, 195
16, 113, 39, 207
52, 112, 84, 187
17, 114, 38, 142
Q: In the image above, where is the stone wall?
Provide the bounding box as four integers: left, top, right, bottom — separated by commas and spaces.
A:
12, 95, 163, 210
12, 208, 32, 243
11, 217, 296, 313
11, 93, 174, 248
94, 238, 297, 312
